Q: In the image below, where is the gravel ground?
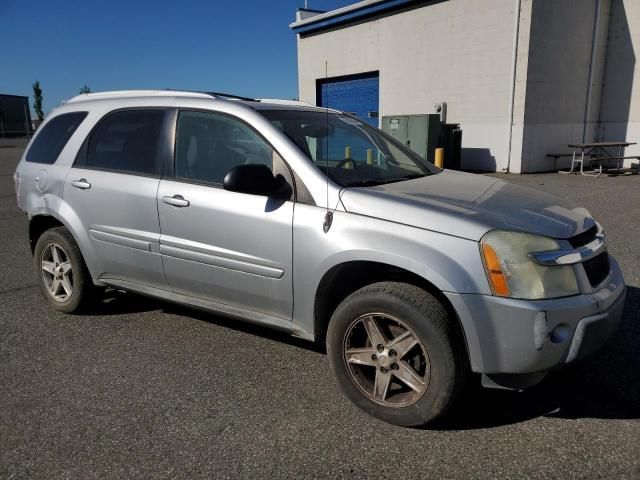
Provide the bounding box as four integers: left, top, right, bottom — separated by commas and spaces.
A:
1, 141, 639, 479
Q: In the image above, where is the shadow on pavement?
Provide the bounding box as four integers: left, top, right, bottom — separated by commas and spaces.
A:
91, 285, 639, 428
92, 288, 326, 353
91, 288, 167, 316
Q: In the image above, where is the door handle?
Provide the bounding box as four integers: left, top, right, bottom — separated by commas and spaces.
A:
162, 194, 190, 208
71, 179, 91, 189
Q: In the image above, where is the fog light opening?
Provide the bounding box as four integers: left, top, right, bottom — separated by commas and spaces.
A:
550, 324, 570, 344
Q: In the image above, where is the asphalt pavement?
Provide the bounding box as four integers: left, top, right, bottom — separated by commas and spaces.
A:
1, 140, 639, 479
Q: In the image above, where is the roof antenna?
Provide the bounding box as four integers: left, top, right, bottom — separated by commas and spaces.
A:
322, 60, 333, 234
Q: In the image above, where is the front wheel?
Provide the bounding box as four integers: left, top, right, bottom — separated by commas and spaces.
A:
327, 282, 467, 427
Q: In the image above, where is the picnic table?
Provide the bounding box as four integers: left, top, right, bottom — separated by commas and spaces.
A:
560, 141, 637, 176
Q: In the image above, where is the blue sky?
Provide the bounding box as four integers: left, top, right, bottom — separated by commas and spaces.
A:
2, 0, 353, 115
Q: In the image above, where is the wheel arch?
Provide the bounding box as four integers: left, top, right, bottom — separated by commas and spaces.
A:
313, 260, 470, 360
27, 205, 100, 281
29, 215, 65, 253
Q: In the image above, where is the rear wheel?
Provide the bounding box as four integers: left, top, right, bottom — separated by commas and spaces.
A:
33, 227, 96, 313
327, 281, 467, 427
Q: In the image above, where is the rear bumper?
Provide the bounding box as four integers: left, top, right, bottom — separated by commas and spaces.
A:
445, 256, 625, 375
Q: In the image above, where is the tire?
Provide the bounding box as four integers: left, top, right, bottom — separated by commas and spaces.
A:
33, 226, 96, 313
326, 281, 467, 427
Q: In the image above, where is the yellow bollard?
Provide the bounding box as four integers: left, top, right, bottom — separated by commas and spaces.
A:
344, 146, 353, 169
366, 149, 374, 165
435, 148, 445, 168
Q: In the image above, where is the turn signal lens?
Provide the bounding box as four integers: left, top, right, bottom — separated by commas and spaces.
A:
481, 243, 510, 297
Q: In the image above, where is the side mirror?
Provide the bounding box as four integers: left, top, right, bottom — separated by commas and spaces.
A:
223, 164, 292, 200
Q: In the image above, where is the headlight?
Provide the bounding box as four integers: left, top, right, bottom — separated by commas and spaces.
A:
480, 230, 579, 300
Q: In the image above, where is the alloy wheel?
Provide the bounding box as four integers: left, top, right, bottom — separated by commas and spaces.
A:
343, 313, 430, 407
40, 242, 73, 303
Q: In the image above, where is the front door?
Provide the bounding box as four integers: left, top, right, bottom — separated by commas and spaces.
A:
157, 110, 294, 320
63, 109, 169, 290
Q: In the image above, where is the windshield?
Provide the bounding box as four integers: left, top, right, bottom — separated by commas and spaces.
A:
260, 110, 440, 187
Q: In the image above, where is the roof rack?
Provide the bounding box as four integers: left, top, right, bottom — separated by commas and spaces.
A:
64, 89, 213, 104
64, 89, 293, 106
203, 91, 258, 102
258, 98, 313, 107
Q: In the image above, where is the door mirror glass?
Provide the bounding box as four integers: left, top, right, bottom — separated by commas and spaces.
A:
223, 164, 291, 199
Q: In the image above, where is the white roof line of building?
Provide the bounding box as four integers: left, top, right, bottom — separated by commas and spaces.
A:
289, 0, 388, 28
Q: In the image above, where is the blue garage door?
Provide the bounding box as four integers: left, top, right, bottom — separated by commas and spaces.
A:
317, 72, 379, 126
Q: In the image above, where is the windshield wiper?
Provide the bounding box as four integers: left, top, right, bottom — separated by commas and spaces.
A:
344, 173, 429, 188
343, 179, 388, 188
398, 173, 427, 180
382, 173, 427, 184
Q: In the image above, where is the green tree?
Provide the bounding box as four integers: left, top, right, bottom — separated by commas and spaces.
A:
32, 80, 44, 122
79, 85, 92, 94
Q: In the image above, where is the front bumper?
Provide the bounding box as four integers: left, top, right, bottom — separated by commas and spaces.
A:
445, 255, 626, 375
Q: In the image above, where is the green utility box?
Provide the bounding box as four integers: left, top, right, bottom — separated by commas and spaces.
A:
382, 114, 441, 163
382, 114, 462, 169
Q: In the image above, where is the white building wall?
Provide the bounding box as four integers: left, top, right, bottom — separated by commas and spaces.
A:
295, 0, 638, 172
599, 0, 640, 166
508, 0, 533, 173
297, 0, 525, 171
520, 0, 610, 172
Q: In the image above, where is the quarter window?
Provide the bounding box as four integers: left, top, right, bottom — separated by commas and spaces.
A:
86, 110, 165, 175
26, 112, 88, 164
175, 111, 274, 185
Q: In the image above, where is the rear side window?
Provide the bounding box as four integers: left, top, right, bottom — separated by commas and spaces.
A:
26, 112, 88, 164
84, 109, 165, 176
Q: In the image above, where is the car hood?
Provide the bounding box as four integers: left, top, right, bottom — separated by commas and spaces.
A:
339, 170, 595, 241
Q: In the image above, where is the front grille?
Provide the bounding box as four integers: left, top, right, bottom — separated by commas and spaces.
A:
569, 225, 597, 248
583, 252, 610, 287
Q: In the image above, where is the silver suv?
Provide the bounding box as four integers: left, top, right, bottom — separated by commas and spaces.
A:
14, 90, 625, 427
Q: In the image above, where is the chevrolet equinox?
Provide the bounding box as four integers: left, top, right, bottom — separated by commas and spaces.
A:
14, 90, 625, 427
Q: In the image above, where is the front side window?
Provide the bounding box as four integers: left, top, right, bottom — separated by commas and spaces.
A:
85, 110, 165, 175
175, 111, 274, 185
26, 111, 88, 164
261, 110, 439, 187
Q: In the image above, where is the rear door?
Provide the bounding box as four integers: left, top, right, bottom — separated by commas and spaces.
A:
156, 109, 294, 320
63, 108, 171, 290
